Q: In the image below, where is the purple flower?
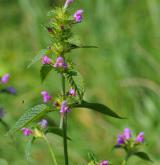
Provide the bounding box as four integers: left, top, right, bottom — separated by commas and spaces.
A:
1, 73, 10, 84
99, 160, 108, 165
41, 91, 52, 103
41, 56, 51, 65
135, 132, 144, 143
69, 88, 76, 96
123, 128, 131, 140
64, 0, 73, 9
21, 128, 32, 136
60, 101, 70, 113
39, 119, 48, 128
0, 107, 5, 118
116, 128, 131, 145
74, 9, 83, 23
117, 134, 125, 145
53, 56, 67, 69
6, 86, 16, 94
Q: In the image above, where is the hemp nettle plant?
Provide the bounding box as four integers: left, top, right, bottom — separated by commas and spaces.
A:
7, 1, 152, 165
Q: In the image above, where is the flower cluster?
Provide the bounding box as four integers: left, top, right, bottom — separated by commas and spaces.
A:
40, 87, 76, 115
40, 0, 84, 75
21, 119, 48, 136
116, 128, 144, 146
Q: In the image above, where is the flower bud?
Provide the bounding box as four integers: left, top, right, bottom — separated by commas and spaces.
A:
1, 73, 10, 84
69, 88, 76, 96
64, 0, 73, 9
99, 160, 108, 165
33, 128, 44, 138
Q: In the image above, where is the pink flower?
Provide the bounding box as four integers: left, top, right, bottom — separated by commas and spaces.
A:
60, 101, 70, 113
64, 0, 73, 9
21, 128, 32, 136
69, 88, 76, 96
123, 128, 131, 140
53, 56, 67, 69
116, 128, 131, 145
1, 73, 10, 84
117, 134, 125, 145
74, 9, 83, 23
135, 132, 144, 143
41, 56, 51, 64
99, 160, 108, 165
39, 119, 48, 128
41, 91, 52, 103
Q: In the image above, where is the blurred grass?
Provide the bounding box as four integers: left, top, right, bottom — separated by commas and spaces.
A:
0, 0, 160, 164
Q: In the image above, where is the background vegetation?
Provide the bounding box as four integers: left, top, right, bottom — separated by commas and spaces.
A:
0, 0, 160, 164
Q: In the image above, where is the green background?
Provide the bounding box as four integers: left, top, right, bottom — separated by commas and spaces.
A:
0, 0, 160, 164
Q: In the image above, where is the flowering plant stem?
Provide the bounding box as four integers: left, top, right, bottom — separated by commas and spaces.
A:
43, 136, 58, 165
121, 154, 130, 165
61, 74, 69, 165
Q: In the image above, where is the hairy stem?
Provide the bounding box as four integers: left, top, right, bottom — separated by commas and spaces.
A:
61, 74, 69, 165
44, 136, 58, 165
121, 154, 130, 165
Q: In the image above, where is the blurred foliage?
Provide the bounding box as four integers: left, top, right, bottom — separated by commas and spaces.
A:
0, 0, 160, 164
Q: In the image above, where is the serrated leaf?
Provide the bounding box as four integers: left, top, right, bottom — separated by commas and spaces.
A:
134, 152, 153, 162
64, 71, 85, 101
72, 100, 124, 119
40, 64, 53, 82
45, 127, 71, 140
25, 137, 35, 161
27, 49, 51, 68
7, 104, 50, 136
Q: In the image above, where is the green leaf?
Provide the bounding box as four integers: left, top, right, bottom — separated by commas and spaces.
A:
72, 100, 124, 119
64, 71, 85, 101
69, 44, 98, 50
134, 152, 153, 162
88, 152, 98, 164
27, 49, 51, 68
7, 104, 50, 136
40, 64, 53, 82
88, 161, 96, 165
45, 127, 71, 140
0, 159, 8, 165
25, 137, 35, 161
